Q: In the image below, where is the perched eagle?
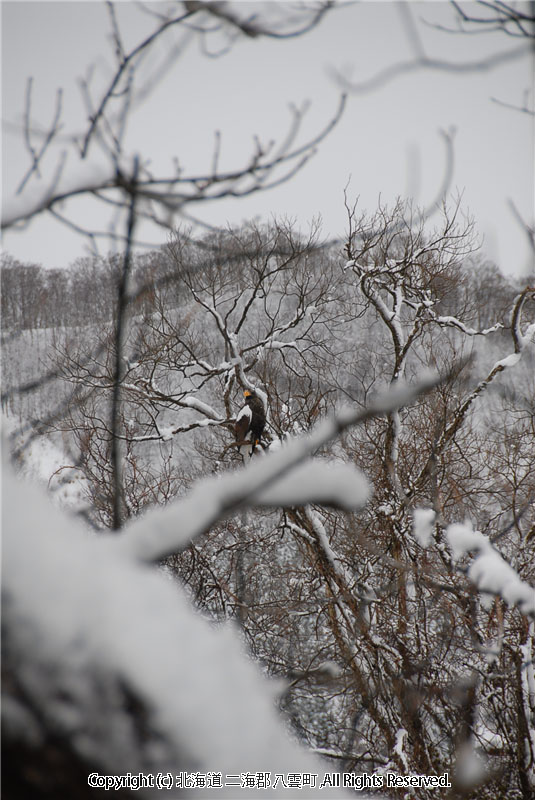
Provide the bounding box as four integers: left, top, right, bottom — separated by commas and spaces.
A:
235, 389, 266, 455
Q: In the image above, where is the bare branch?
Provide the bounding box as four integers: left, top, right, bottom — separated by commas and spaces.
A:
331, 42, 530, 94
17, 83, 64, 194
110, 156, 139, 530
81, 8, 194, 157
2, 95, 346, 235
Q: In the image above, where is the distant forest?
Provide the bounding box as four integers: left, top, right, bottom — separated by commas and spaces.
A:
0, 234, 523, 333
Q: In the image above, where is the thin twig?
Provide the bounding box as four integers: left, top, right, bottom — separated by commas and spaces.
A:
110, 156, 139, 530
17, 84, 63, 194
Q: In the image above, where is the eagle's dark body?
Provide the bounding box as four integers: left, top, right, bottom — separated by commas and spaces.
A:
235, 390, 266, 453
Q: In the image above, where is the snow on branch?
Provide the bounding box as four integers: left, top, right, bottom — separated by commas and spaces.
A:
446, 521, 535, 618
118, 449, 371, 564
434, 315, 502, 336
2, 456, 350, 797
412, 507, 437, 547
303, 506, 357, 590
2, 157, 117, 229
511, 286, 535, 353
127, 417, 225, 443
181, 394, 223, 420
262, 339, 299, 352
256, 459, 371, 511
124, 380, 225, 425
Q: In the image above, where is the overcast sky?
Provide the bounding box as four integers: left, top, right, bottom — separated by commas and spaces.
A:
2, 1, 534, 277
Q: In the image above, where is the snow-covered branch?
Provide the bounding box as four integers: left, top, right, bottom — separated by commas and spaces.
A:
411, 286, 535, 495
511, 286, 535, 353
2, 455, 350, 799
446, 521, 535, 618
2, 158, 117, 229
434, 315, 502, 337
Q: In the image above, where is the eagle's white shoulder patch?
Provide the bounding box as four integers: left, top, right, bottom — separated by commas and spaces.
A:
236, 405, 253, 422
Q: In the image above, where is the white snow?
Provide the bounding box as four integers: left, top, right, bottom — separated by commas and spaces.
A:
492, 352, 521, 369
263, 340, 298, 351
469, 553, 535, 614
303, 506, 358, 589
2, 459, 351, 798
475, 722, 504, 751
446, 522, 535, 617
118, 442, 371, 564
2, 156, 115, 228
412, 507, 436, 547
255, 459, 371, 511
158, 426, 175, 441
4, 418, 88, 514
454, 741, 488, 789
182, 395, 222, 420
521, 322, 535, 347
393, 728, 409, 772
376, 503, 394, 517
435, 316, 501, 337
521, 629, 535, 709
446, 522, 488, 562
217, 357, 241, 371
